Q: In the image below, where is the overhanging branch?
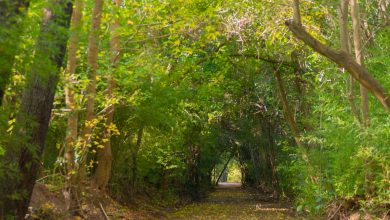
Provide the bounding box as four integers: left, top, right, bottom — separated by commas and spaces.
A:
285, 19, 390, 112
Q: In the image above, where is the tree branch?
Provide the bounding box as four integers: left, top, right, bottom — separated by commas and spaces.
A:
229, 53, 295, 67
292, 0, 302, 26
285, 19, 390, 112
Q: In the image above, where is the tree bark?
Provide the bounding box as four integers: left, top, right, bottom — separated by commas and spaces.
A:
0, 0, 30, 105
215, 156, 232, 185
94, 0, 122, 190
285, 20, 390, 112
339, 0, 362, 125
274, 71, 302, 147
63, 0, 84, 211
1, 0, 73, 218
379, 0, 389, 25
351, 0, 370, 127
78, 0, 104, 181
292, 0, 302, 26
351, 0, 375, 197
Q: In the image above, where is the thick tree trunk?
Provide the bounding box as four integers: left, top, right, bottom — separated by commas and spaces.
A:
285, 20, 390, 112
339, 0, 362, 124
78, 0, 104, 182
94, 0, 122, 190
0, 0, 30, 105
351, 0, 370, 127
94, 132, 113, 189
63, 0, 84, 211
1, 1, 73, 218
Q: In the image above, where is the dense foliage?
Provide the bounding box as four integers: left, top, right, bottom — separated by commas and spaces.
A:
0, 0, 389, 218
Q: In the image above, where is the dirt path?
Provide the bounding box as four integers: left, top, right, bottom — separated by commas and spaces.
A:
167, 182, 298, 220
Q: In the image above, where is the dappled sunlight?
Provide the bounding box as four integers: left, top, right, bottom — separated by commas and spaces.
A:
167, 184, 295, 220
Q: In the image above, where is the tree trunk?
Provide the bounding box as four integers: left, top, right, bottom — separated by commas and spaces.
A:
274, 71, 302, 147
94, 0, 122, 190
1, 1, 73, 218
215, 156, 232, 185
351, 0, 375, 197
78, 0, 104, 182
285, 20, 390, 112
339, 0, 362, 125
63, 0, 84, 212
361, 0, 374, 45
351, 0, 370, 127
292, 0, 302, 26
379, 0, 389, 25
0, 0, 30, 105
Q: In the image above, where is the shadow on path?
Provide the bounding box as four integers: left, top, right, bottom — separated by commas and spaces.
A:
167, 182, 298, 219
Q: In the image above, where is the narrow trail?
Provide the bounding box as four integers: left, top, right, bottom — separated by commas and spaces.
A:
167, 182, 297, 220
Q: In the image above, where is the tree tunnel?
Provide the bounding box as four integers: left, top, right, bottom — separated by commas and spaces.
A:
216, 110, 281, 191
210, 135, 279, 196
181, 109, 283, 202
2, 0, 390, 218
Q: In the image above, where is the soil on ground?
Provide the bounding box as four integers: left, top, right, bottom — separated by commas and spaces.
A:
28, 183, 156, 219
167, 182, 298, 220
28, 182, 302, 219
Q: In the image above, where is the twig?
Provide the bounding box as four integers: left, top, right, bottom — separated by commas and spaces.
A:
327, 204, 342, 220
383, 209, 390, 220
99, 202, 110, 220
36, 173, 66, 183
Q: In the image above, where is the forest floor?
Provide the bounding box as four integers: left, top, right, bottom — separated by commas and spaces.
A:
28, 183, 157, 219
28, 182, 303, 219
27, 182, 388, 219
166, 182, 298, 220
